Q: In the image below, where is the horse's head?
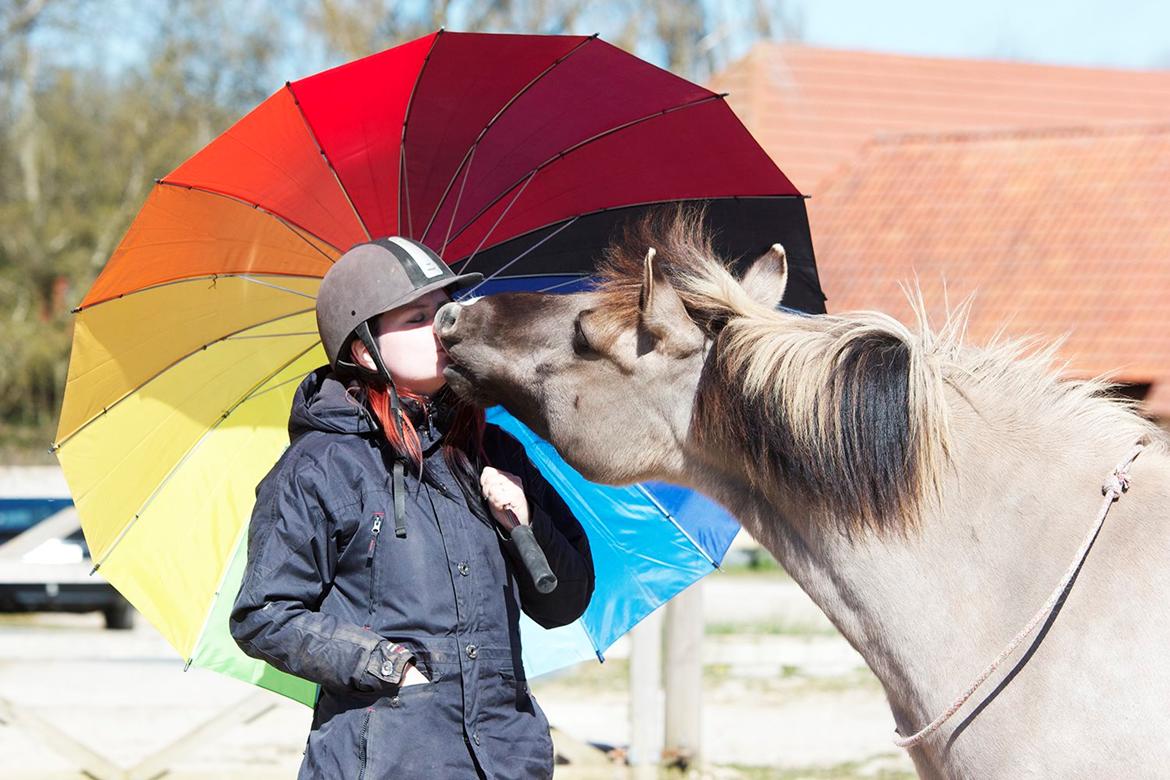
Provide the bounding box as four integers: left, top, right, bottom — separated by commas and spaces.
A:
435, 211, 789, 486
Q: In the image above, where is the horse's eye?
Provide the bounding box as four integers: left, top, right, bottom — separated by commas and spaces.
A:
572, 317, 593, 355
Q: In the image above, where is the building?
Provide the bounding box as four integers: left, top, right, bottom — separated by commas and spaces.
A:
710, 44, 1170, 416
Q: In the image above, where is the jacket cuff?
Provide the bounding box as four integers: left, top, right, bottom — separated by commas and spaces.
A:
367, 640, 414, 686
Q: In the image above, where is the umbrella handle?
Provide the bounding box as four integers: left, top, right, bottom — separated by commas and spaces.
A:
507, 514, 558, 594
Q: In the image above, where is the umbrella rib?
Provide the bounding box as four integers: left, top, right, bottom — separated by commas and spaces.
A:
88, 338, 322, 576
155, 180, 341, 260
442, 93, 727, 253
463, 214, 578, 295
186, 521, 250, 670
225, 331, 319, 340
419, 33, 599, 246
535, 275, 589, 293
438, 144, 479, 257
399, 29, 445, 239
53, 306, 316, 450
446, 164, 536, 264
224, 369, 315, 401
633, 483, 719, 570
236, 274, 318, 301
283, 82, 373, 242
400, 148, 414, 240
74, 272, 322, 314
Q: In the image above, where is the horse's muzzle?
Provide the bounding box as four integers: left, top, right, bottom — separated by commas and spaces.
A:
434, 302, 462, 344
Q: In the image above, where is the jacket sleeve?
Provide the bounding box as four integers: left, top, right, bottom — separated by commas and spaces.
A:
494, 434, 596, 629
228, 454, 414, 693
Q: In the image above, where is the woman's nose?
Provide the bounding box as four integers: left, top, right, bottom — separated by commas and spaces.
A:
434, 302, 462, 342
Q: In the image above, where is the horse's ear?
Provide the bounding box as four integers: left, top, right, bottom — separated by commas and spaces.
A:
639, 247, 704, 357
741, 243, 789, 308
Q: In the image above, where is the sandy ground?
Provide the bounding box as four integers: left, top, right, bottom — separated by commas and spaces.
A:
0, 573, 915, 779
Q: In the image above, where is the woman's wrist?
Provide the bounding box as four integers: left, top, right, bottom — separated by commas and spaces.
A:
368, 640, 414, 686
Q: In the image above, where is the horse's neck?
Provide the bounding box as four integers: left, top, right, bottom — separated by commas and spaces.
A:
688, 396, 1159, 763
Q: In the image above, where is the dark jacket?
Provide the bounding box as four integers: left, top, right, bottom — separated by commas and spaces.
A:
229, 366, 595, 779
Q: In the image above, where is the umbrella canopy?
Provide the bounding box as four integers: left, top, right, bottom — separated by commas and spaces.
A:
53, 29, 823, 706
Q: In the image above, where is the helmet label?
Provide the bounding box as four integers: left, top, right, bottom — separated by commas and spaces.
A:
387, 237, 445, 280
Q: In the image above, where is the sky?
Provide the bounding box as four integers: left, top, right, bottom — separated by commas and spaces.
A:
36, 0, 1170, 92
777, 0, 1170, 70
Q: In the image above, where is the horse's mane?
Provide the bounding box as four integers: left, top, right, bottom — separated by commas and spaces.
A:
593, 205, 1163, 535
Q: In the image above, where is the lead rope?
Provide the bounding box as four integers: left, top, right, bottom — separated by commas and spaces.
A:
357, 321, 409, 538
389, 390, 407, 539
894, 437, 1148, 749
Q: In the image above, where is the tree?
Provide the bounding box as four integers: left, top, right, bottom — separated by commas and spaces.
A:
0, 1, 288, 461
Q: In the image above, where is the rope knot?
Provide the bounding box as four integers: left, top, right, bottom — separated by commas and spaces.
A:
1102, 468, 1132, 498
895, 437, 1146, 750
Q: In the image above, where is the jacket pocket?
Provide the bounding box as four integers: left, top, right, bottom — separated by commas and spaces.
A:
391, 666, 443, 703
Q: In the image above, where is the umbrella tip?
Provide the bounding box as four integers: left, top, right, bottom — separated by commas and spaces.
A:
89, 563, 100, 576
183, 658, 193, 671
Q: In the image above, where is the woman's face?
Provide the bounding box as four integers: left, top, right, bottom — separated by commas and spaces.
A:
350, 287, 454, 395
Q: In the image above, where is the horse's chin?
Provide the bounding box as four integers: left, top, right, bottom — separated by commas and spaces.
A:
442, 364, 494, 407
441, 363, 557, 445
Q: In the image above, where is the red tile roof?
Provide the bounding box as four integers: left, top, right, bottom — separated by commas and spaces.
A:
709, 44, 1170, 194
810, 124, 1170, 415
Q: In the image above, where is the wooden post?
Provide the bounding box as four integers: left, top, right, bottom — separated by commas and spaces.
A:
627, 607, 663, 773
664, 580, 703, 769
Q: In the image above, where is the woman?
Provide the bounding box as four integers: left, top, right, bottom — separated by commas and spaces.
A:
229, 237, 596, 779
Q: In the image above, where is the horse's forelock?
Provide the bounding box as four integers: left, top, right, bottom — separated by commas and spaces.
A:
589, 205, 759, 343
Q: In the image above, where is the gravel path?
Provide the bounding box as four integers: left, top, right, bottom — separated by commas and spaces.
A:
0, 574, 915, 779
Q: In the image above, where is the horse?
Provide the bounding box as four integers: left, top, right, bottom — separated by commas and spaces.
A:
435, 206, 1170, 778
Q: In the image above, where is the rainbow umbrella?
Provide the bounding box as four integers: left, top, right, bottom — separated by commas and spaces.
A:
53, 29, 823, 706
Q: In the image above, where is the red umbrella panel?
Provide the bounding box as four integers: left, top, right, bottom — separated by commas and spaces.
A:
80, 29, 822, 314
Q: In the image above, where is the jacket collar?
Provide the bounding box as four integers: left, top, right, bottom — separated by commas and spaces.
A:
287, 366, 457, 447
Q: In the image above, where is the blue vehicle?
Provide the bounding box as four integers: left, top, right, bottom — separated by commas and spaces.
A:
0, 467, 134, 629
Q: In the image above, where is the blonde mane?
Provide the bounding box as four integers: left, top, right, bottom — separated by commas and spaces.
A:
594, 206, 1164, 535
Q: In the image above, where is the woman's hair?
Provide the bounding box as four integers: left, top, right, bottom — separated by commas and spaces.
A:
352, 379, 490, 521
363, 382, 486, 469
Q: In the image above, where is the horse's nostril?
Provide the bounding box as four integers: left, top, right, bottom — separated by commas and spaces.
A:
435, 302, 461, 339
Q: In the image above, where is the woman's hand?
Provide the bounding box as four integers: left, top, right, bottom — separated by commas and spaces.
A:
480, 466, 529, 532
400, 661, 429, 687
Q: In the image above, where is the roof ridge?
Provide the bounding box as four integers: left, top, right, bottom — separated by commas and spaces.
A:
742, 40, 1170, 78
867, 120, 1170, 147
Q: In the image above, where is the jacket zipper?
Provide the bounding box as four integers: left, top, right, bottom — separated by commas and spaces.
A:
367, 512, 382, 614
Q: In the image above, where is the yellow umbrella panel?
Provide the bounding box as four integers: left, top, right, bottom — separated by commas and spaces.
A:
54, 183, 344, 705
